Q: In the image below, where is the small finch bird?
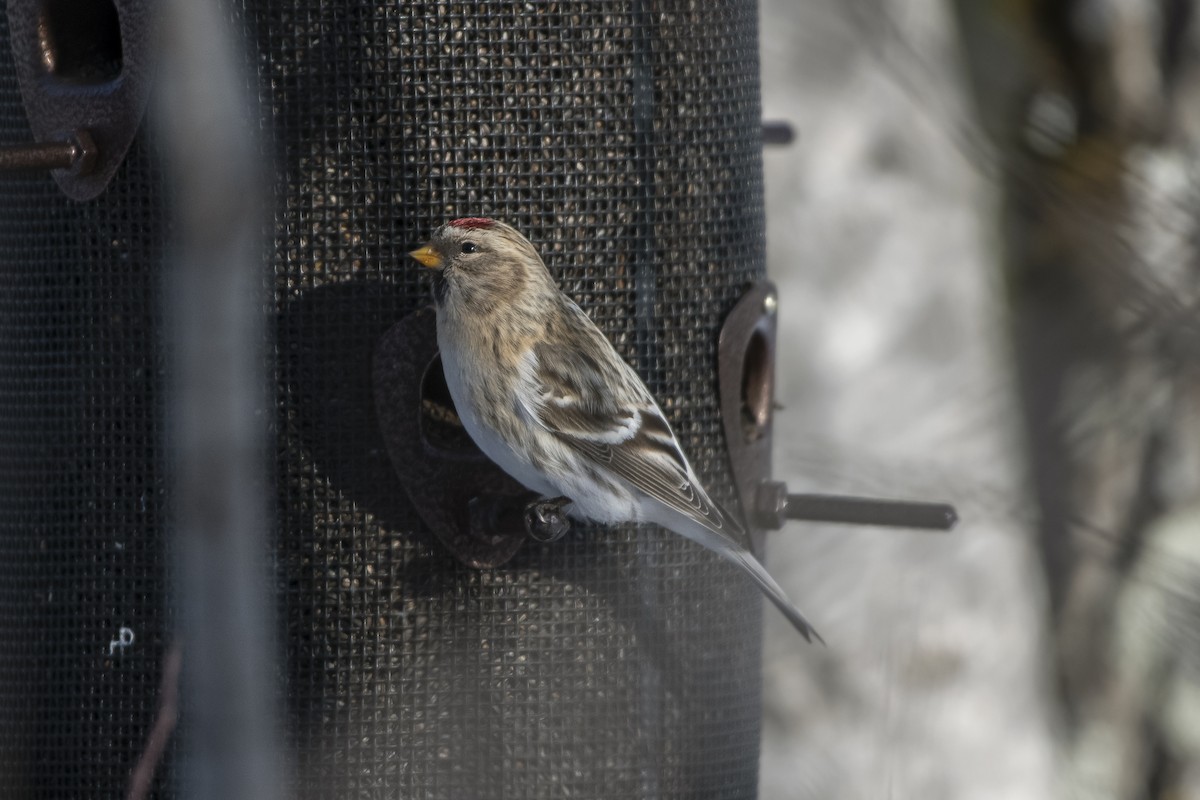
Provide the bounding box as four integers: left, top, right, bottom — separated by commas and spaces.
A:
410, 218, 820, 642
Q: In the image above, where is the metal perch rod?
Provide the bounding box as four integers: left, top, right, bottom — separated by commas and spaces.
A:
785, 493, 958, 530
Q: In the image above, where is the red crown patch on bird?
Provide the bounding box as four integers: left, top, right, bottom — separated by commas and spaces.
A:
448, 217, 496, 230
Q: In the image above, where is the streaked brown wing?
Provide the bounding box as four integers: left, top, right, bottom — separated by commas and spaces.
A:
528, 336, 746, 547
560, 424, 733, 537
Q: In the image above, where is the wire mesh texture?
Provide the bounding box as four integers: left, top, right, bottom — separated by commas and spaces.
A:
0, 1, 771, 798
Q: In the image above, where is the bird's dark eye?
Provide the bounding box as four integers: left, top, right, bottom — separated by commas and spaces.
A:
461, 241, 477, 254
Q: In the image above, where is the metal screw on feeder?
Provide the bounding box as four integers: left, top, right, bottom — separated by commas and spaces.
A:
754, 479, 958, 532
762, 120, 796, 146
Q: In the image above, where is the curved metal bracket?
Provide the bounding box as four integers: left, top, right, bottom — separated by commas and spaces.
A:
372, 307, 571, 569
718, 281, 958, 534
6, 0, 154, 199
718, 281, 779, 541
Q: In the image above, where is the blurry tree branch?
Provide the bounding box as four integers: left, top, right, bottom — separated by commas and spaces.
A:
953, 0, 1200, 796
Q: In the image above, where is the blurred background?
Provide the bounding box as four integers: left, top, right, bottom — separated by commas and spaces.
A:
757, 1, 1200, 798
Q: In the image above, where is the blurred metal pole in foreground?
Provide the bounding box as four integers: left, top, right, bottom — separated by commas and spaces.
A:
156, 1, 282, 798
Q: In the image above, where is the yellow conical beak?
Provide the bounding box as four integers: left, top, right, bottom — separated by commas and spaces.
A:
409, 244, 443, 269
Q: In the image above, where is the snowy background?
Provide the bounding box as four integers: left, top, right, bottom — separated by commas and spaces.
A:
756, 0, 1200, 797
757, 2, 1058, 797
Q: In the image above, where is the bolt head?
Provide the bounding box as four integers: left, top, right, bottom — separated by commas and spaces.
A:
753, 480, 789, 529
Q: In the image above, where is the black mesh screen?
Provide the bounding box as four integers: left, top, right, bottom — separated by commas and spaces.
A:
0, 1, 768, 797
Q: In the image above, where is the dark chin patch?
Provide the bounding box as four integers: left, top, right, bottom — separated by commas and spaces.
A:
433, 270, 449, 305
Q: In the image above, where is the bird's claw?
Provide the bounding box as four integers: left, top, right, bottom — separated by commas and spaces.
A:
525, 496, 573, 543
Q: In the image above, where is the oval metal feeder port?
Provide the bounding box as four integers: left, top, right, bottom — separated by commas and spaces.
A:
718, 281, 958, 540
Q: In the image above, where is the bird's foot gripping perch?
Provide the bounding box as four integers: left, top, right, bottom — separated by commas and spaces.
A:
468, 493, 573, 546
524, 496, 573, 543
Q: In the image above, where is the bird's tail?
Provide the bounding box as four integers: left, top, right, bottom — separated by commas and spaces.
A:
727, 548, 824, 645
711, 502, 823, 644
643, 495, 823, 643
